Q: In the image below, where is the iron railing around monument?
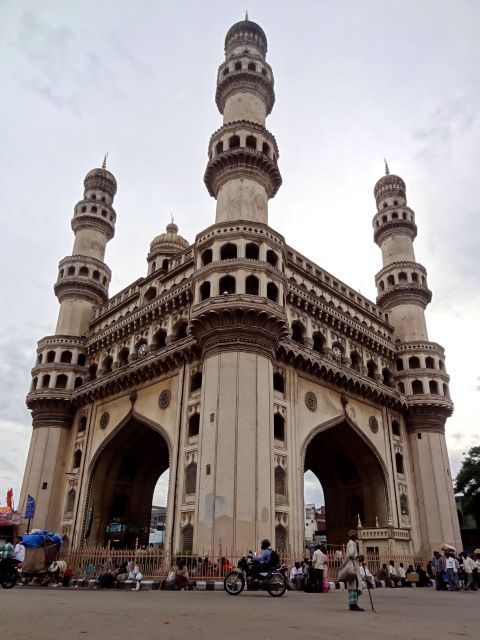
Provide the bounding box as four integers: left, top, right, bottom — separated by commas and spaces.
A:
60, 546, 427, 582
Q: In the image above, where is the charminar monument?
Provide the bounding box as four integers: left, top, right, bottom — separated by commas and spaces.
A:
19, 17, 461, 557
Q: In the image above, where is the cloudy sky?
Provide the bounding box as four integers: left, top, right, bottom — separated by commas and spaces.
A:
1, 0, 479, 511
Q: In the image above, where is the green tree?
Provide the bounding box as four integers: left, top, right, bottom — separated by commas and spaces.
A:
455, 446, 480, 523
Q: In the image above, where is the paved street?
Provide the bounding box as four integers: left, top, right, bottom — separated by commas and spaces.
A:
3, 587, 480, 640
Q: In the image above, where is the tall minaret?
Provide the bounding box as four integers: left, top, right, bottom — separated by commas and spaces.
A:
204, 16, 282, 224
372, 166, 461, 552
19, 161, 117, 532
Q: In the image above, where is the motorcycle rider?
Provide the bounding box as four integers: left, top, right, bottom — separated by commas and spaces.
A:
249, 539, 273, 582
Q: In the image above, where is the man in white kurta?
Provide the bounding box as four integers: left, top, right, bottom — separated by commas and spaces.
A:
346, 529, 364, 611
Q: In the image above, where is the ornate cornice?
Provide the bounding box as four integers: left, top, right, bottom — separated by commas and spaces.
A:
71, 212, 115, 241
215, 70, 275, 114
54, 277, 108, 305
27, 394, 74, 428
276, 340, 407, 412
406, 398, 453, 434
196, 220, 285, 249
376, 283, 432, 310
375, 260, 427, 281
190, 294, 288, 359
204, 148, 282, 198
374, 219, 417, 245
37, 335, 87, 350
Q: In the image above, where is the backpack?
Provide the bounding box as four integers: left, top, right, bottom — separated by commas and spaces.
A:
269, 549, 280, 568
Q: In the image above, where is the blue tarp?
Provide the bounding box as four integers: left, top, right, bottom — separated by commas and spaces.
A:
21, 531, 63, 548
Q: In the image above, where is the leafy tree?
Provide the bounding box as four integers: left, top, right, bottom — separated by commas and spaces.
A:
455, 446, 480, 523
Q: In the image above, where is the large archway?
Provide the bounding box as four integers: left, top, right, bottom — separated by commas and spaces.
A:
86, 415, 170, 548
304, 417, 388, 545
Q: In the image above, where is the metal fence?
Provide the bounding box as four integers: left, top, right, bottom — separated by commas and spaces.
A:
60, 545, 428, 581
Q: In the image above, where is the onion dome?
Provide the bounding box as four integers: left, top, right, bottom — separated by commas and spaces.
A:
225, 16, 267, 57
374, 162, 406, 205
149, 222, 189, 255
83, 167, 117, 198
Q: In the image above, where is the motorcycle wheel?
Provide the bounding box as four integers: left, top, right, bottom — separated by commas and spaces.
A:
0, 571, 18, 589
224, 571, 245, 595
266, 573, 287, 597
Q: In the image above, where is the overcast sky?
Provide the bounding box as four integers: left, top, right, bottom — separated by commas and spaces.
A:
1, 0, 479, 512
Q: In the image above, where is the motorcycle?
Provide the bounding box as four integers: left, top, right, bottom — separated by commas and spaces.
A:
0, 559, 20, 589
224, 553, 287, 597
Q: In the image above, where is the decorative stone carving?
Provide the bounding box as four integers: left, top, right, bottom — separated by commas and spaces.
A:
369, 416, 379, 433
99, 412, 109, 429
158, 389, 171, 409
305, 391, 317, 411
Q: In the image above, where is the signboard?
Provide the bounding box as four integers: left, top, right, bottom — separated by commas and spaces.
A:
0, 507, 21, 527
24, 495, 36, 519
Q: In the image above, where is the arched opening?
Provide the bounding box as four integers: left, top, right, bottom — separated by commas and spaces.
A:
220, 243, 237, 260
154, 329, 167, 349
395, 453, 404, 475
412, 379, 424, 394
87, 416, 170, 548
246, 135, 257, 149
190, 371, 202, 393
379, 280, 385, 291
144, 287, 156, 303
188, 413, 200, 438
31, 377, 38, 391
173, 320, 188, 340
387, 275, 395, 286
79, 266, 89, 277
350, 350, 362, 372
245, 242, 259, 259
67, 266, 75, 276
266, 250, 278, 267
74, 377, 83, 388
262, 142, 271, 157
73, 449, 82, 469
201, 248, 212, 266
425, 357, 435, 369
117, 348, 129, 366
102, 355, 113, 374
273, 371, 285, 394
161, 259, 169, 270
408, 356, 420, 369
42, 374, 51, 388
60, 350, 72, 363
398, 381, 405, 393
77, 353, 87, 367
411, 272, 419, 283
275, 466, 287, 503
219, 275, 236, 294
398, 272, 407, 283
55, 374, 68, 389
429, 380, 439, 394
391, 420, 401, 437
234, 61, 242, 71
88, 363, 98, 381
382, 367, 393, 386
229, 135, 240, 150
367, 360, 377, 379
200, 281, 211, 301
47, 350, 56, 363
185, 463, 197, 495
274, 414, 285, 441
291, 320, 305, 345
312, 332, 325, 354
267, 282, 278, 302
443, 383, 449, 397
215, 141, 224, 154
245, 274, 259, 295
247, 62, 256, 71
304, 419, 388, 543
395, 358, 404, 372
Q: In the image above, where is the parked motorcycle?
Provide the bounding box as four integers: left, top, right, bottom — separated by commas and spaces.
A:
224, 554, 287, 597
0, 559, 19, 589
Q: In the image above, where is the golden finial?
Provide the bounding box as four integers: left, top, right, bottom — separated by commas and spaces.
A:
245, 10, 249, 21
102, 153, 108, 169
384, 158, 389, 175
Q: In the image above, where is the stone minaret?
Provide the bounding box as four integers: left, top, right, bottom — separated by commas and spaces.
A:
204, 17, 282, 224
19, 161, 117, 531
191, 18, 288, 552
373, 166, 461, 551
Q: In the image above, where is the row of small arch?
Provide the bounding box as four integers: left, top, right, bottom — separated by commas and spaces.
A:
200, 242, 279, 267
59, 265, 108, 285
396, 355, 444, 371
37, 350, 86, 366
378, 271, 426, 290
398, 379, 449, 396
199, 275, 279, 302
77, 203, 114, 221
375, 210, 414, 226
222, 61, 269, 77
213, 135, 273, 159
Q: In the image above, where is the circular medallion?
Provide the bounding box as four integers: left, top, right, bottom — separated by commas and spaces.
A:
158, 389, 171, 409
305, 391, 317, 412
369, 416, 379, 433
137, 342, 148, 357
99, 412, 110, 429
332, 345, 343, 363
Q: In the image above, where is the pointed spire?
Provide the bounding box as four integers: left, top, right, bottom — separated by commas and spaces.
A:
384, 158, 389, 175
102, 153, 108, 170
245, 10, 249, 21
357, 513, 363, 529
170, 212, 174, 224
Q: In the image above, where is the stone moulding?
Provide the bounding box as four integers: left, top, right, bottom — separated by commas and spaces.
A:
376, 284, 432, 309
373, 219, 417, 245
215, 71, 275, 114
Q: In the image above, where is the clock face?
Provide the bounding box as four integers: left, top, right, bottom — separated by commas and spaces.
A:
138, 343, 148, 357
332, 346, 342, 362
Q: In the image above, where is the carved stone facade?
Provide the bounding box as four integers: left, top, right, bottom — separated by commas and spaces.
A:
19, 18, 461, 557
